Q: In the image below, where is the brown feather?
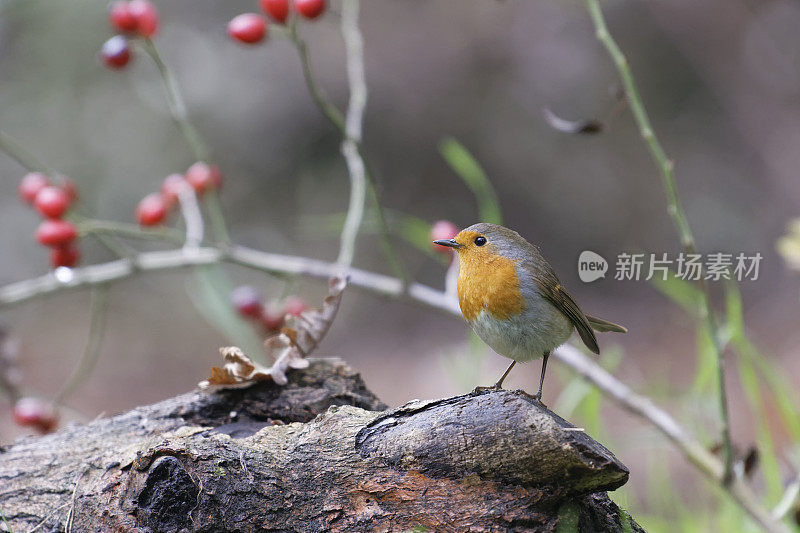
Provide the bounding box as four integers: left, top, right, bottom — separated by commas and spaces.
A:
586, 315, 628, 333
537, 282, 600, 354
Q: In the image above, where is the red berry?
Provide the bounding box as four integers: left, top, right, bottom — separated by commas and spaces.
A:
33, 186, 71, 219
135, 193, 167, 226
50, 245, 81, 268
129, 0, 159, 37
259, 0, 289, 23
109, 1, 138, 32
160, 173, 187, 208
35, 219, 78, 247
12, 397, 57, 433
228, 13, 267, 44
231, 286, 264, 319
294, 0, 326, 19
285, 295, 307, 316
19, 172, 50, 204
185, 162, 222, 194
101, 35, 132, 69
56, 175, 79, 203
260, 304, 285, 332
430, 220, 459, 254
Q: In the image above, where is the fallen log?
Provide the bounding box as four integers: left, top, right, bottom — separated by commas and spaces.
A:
0, 358, 642, 532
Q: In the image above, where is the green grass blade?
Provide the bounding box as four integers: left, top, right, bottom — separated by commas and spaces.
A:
439, 137, 503, 224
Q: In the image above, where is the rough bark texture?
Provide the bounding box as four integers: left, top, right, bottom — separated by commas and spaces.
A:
0, 358, 642, 532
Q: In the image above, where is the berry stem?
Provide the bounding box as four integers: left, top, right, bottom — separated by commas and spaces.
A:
0, 129, 56, 176
141, 39, 209, 163
141, 39, 231, 246
77, 219, 185, 244
289, 24, 346, 132
54, 285, 109, 404
336, 0, 366, 270
67, 212, 135, 260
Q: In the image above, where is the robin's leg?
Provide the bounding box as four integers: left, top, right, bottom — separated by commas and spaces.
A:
473, 360, 516, 393
494, 360, 517, 388
531, 351, 550, 402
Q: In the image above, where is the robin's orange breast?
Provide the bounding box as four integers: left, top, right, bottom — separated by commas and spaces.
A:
457, 251, 527, 322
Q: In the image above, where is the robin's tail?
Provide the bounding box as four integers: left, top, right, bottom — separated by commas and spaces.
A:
586, 315, 627, 334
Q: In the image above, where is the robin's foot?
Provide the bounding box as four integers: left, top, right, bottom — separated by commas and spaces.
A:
515, 389, 546, 406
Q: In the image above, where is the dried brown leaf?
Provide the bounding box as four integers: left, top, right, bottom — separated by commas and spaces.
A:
199, 277, 348, 390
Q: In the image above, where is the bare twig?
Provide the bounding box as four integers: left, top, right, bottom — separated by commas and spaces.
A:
176, 181, 204, 249
77, 219, 184, 244
0, 246, 456, 316
336, 0, 367, 269
288, 23, 408, 283
289, 24, 346, 131
141, 39, 209, 163
772, 473, 800, 520
584, 0, 734, 483
27, 502, 70, 533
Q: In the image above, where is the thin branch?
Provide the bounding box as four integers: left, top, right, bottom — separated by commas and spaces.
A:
54, 286, 109, 404
289, 24, 346, 132
0, 129, 55, 175
337, 0, 367, 269
772, 473, 800, 520
555, 344, 791, 533
77, 219, 185, 244
141, 39, 209, 162
176, 182, 204, 249
288, 24, 409, 284
0, 246, 456, 316
141, 39, 231, 246
584, 0, 734, 483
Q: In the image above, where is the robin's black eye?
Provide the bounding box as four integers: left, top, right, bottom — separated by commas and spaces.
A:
474, 236, 487, 246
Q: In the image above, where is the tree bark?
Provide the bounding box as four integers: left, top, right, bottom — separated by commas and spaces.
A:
0, 358, 643, 532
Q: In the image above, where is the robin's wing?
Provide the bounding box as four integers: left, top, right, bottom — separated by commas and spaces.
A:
514, 239, 600, 354
537, 281, 600, 354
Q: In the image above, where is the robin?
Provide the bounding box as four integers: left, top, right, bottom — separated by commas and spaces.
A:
434, 222, 626, 401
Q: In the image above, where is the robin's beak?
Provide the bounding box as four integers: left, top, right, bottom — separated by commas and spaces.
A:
433, 239, 463, 249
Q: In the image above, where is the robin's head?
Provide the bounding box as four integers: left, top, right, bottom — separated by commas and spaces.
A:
433, 222, 526, 261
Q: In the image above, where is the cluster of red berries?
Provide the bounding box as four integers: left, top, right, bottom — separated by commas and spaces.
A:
430, 220, 459, 258
100, 0, 160, 69
135, 162, 222, 227
231, 286, 307, 333
18, 172, 81, 269
12, 397, 58, 434
228, 0, 326, 45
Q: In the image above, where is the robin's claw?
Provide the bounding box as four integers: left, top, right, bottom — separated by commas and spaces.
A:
515, 389, 546, 406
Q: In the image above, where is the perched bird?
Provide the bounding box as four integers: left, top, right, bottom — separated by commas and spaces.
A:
434, 222, 626, 401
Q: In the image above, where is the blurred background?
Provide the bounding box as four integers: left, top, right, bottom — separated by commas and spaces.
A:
1, 0, 800, 529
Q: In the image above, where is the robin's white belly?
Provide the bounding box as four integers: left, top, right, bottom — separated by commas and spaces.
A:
468, 298, 573, 362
